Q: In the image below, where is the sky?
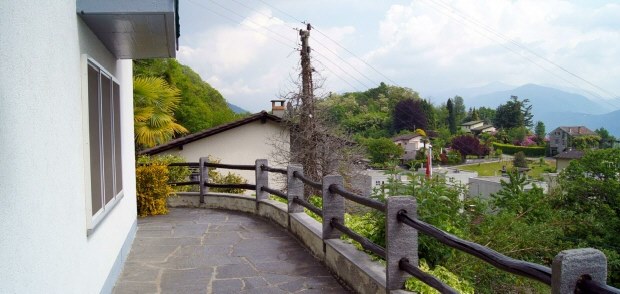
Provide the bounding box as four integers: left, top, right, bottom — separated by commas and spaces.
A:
177, 0, 620, 112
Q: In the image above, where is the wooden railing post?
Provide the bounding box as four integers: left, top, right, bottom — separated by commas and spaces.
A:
322, 174, 344, 240
199, 157, 209, 204
287, 164, 304, 213
255, 159, 268, 203
551, 248, 607, 294
386, 196, 418, 290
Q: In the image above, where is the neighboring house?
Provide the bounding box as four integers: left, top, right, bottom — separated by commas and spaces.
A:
139, 110, 289, 189
392, 133, 431, 161
362, 169, 411, 195
548, 126, 596, 156
1, 1, 178, 293
460, 120, 496, 134
460, 120, 484, 132
470, 124, 496, 135
554, 149, 584, 172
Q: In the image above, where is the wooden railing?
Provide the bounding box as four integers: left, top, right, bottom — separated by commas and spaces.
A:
163, 158, 619, 294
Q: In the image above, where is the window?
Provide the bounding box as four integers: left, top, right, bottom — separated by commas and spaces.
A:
87, 60, 123, 225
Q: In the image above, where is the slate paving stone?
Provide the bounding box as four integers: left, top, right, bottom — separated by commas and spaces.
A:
113, 281, 158, 294
211, 279, 244, 293
216, 263, 259, 279
113, 208, 349, 294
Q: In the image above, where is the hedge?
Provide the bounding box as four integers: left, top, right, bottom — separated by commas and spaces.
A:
492, 142, 545, 157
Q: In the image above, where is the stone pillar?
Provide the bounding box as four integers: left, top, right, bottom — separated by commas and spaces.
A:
255, 159, 269, 203
551, 248, 607, 294
287, 164, 304, 213
322, 174, 344, 240
386, 196, 418, 290
199, 157, 209, 204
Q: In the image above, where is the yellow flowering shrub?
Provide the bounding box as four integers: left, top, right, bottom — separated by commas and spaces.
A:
136, 163, 174, 217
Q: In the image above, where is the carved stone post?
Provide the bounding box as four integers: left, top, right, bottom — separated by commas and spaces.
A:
199, 157, 209, 204
386, 196, 418, 290
322, 174, 344, 240
287, 164, 304, 213
255, 159, 269, 203
551, 248, 607, 294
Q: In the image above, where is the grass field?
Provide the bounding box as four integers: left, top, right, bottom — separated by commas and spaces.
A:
457, 159, 555, 179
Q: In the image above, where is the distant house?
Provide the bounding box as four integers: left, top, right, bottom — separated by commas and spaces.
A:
140, 110, 289, 188
460, 120, 484, 132
392, 133, 431, 161
460, 120, 495, 134
470, 124, 496, 135
1, 1, 178, 293
554, 149, 584, 172
548, 126, 596, 156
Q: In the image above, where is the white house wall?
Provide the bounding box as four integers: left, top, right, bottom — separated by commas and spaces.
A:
0, 1, 137, 293
159, 120, 290, 189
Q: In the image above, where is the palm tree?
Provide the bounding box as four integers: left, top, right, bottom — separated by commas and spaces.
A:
133, 76, 188, 149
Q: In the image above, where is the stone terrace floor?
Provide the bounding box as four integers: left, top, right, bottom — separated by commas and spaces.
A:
113, 208, 350, 294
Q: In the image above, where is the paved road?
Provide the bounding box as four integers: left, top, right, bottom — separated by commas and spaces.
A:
113, 208, 350, 294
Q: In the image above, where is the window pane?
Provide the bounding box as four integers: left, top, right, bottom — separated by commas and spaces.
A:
113, 82, 123, 195
101, 74, 114, 205
88, 65, 103, 215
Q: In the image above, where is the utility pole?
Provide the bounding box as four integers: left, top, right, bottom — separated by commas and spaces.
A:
297, 23, 318, 189
299, 23, 314, 117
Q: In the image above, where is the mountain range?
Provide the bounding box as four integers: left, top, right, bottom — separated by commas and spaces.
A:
431, 83, 620, 137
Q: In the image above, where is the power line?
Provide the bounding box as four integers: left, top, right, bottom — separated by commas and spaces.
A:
310, 35, 379, 87
312, 48, 373, 90
186, 0, 297, 50
421, 0, 620, 108
256, 0, 399, 87
310, 55, 362, 92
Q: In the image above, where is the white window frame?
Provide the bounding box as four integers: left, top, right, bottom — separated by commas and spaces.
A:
81, 55, 124, 235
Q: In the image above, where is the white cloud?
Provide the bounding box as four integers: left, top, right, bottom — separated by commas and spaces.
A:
178, 0, 620, 112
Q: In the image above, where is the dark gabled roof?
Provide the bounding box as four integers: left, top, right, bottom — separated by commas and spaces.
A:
139, 111, 282, 155
460, 120, 484, 126
554, 149, 584, 159
558, 126, 596, 136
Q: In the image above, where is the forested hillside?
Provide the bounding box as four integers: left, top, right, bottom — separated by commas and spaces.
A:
134, 59, 241, 133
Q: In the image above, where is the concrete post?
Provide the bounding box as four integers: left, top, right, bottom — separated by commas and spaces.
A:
199, 157, 209, 204
322, 174, 344, 240
287, 164, 304, 213
255, 159, 269, 203
551, 248, 607, 294
386, 196, 418, 290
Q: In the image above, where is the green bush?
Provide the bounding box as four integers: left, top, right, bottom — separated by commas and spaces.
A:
405, 260, 474, 293
492, 142, 545, 157
513, 151, 528, 168
136, 163, 174, 217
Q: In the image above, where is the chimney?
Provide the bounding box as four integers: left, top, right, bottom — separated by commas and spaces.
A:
578, 126, 581, 134
271, 99, 286, 117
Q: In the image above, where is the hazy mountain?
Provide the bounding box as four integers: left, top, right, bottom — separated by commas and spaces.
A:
457, 83, 620, 136
227, 102, 249, 114
427, 81, 514, 101
465, 84, 610, 115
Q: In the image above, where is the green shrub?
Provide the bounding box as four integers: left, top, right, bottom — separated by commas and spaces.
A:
405, 260, 474, 294
492, 142, 545, 157
210, 171, 248, 194
136, 163, 174, 217
513, 151, 528, 168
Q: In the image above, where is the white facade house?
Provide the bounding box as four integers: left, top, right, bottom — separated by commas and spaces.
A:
0, 1, 177, 293
139, 111, 290, 188
393, 134, 431, 161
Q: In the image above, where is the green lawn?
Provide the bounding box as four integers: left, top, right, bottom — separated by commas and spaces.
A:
457, 159, 555, 179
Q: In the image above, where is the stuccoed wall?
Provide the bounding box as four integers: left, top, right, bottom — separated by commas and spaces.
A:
0, 1, 137, 293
